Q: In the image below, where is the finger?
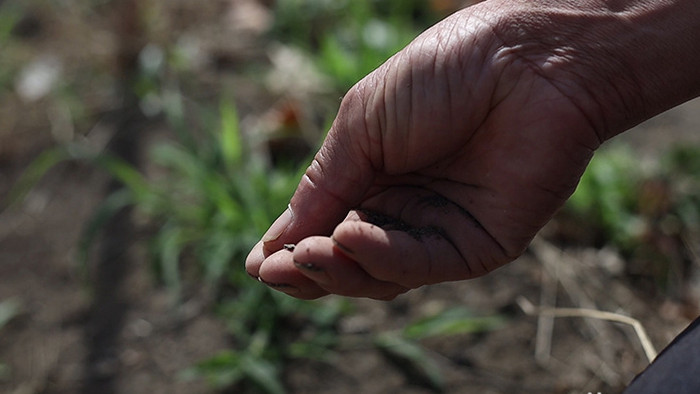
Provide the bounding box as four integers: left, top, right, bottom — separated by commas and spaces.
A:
261, 88, 376, 256
292, 236, 409, 300
255, 247, 329, 300
331, 220, 464, 289
245, 241, 265, 278
341, 188, 512, 284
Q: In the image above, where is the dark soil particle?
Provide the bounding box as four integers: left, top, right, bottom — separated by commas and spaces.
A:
357, 209, 445, 240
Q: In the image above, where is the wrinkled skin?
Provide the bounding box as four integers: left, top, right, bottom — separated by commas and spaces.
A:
245, 0, 697, 299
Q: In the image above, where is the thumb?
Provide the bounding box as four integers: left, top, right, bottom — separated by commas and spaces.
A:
261, 88, 376, 255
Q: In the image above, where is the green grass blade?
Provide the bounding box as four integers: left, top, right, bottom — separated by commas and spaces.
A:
403, 307, 506, 340
184, 350, 245, 389
219, 97, 243, 169
201, 234, 237, 285
4, 146, 71, 209
94, 154, 153, 203
5, 144, 153, 213
162, 89, 198, 151
0, 299, 21, 331
374, 333, 445, 393
77, 189, 134, 276
241, 355, 286, 394
0, 4, 21, 44
155, 224, 184, 296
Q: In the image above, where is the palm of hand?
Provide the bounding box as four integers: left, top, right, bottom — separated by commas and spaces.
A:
246, 7, 603, 299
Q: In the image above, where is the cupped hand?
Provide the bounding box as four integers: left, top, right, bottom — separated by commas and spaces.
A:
246, 1, 618, 299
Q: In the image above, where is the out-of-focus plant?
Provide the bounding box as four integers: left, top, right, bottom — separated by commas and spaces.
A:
314, 1, 430, 91
565, 145, 647, 250
374, 307, 506, 392
0, 299, 21, 382
562, 143, 700, 293
9, 92, 348, 393
271, 0, 442, 92
0, 3, 26, 91
564, 143, 700, 248
0, 3, 21, 43
660, 145, 700, 233
140, 96, 349, 392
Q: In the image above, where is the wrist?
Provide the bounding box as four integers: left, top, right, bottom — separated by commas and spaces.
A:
474, 0, 700, 141
600, 0, 700, 138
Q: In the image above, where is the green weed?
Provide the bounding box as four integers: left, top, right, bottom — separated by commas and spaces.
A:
8, 93, 346, 393
563, 143, 700, 293
0, 3, 24, 90
375, 307, 506, 393
116, 97, 346, 392
0, 299, 21, 382
271, 0, 441, 91
566, 145, 646, 249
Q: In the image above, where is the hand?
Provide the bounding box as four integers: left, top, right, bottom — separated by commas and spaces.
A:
246, 0, 700, 300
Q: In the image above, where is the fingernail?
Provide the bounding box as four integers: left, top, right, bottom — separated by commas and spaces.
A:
262, 207, 293, 243
332, 237, 355, 255
294, 259, 323, 273
258, 277, 299, 293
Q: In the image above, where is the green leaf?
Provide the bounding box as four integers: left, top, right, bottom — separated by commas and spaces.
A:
7, 144, 154, 212
219, 97, 243, 168
0, 4, 22, 43
155, 224, 184, 296
77, 189, 134, 273
94, 154, 153, 203
200, 234, 237, 285
403, 307, 506, 340
287, 330, 337, 360
185, 350, 244, 388
184, 351, 285, 394
4, 147, 71, 208
0, 299, 21, 331
162, 89, 197, 151
200, 172, 241, 223
0, 363, 10, 381
240, 355, 286, 394
374, 333, 445, 393
318, 34, 358, 90
150, 143, 201, 180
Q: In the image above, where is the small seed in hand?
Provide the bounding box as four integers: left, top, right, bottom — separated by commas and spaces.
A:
283, 244, 295, 251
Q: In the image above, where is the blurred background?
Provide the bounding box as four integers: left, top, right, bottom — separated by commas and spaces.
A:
0, 0, 699, 393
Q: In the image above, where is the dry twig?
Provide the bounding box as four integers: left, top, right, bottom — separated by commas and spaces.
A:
530, 237, 624, 385
517, 297, 658, 363
535, 263, 557, 364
